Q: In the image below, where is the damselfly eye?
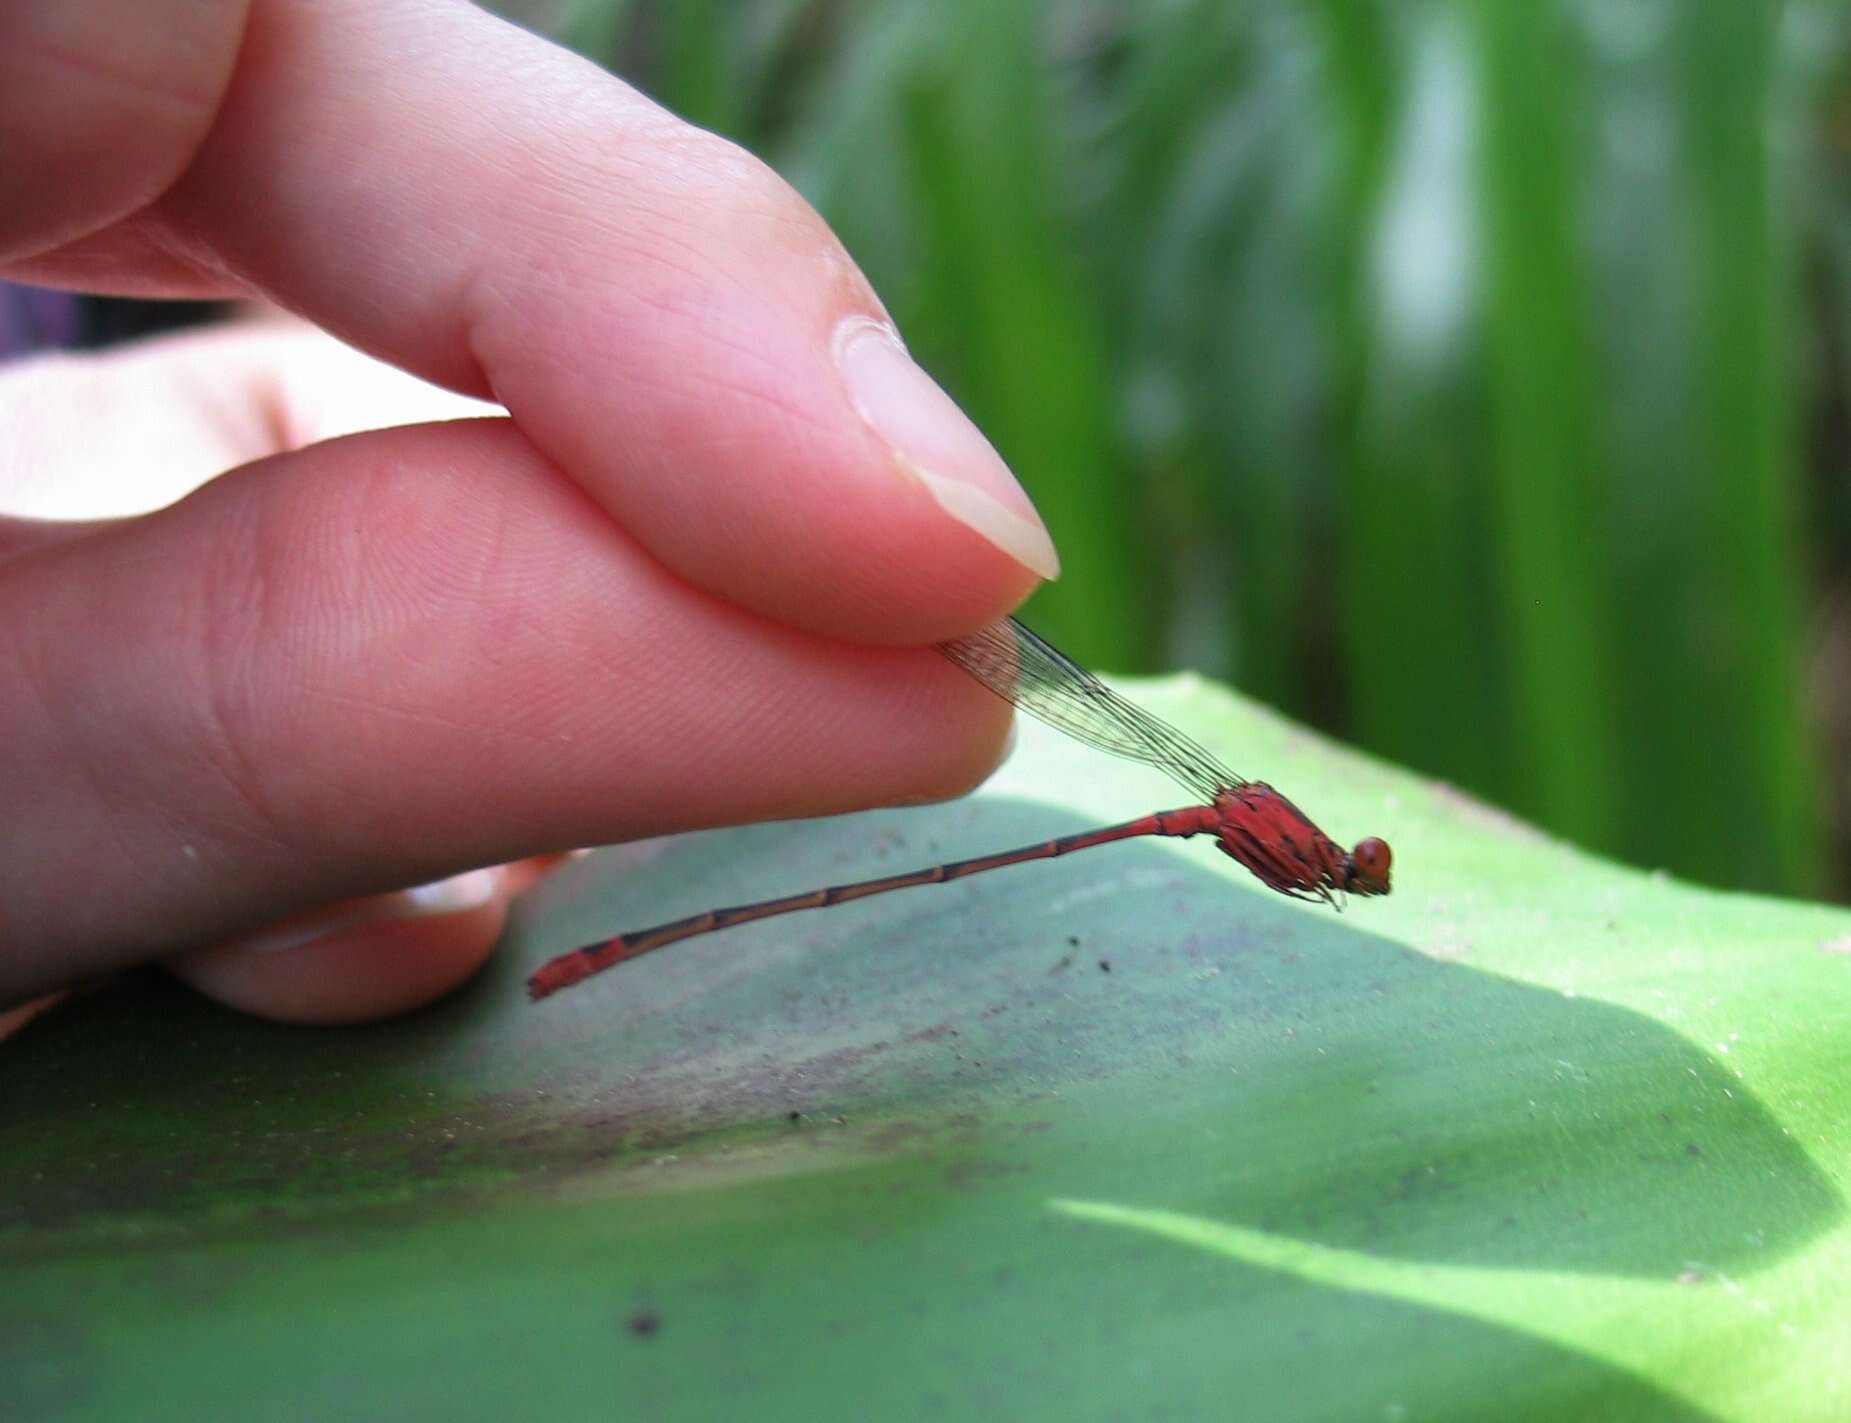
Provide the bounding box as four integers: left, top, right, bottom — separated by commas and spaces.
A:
1350, 837, 1392, 888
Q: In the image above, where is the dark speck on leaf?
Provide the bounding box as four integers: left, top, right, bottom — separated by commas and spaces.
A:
1067, 935, 1080, 947
788, 1111, 804, 1123
628, 1310, 661, 1338
1098, 959, 1111, 973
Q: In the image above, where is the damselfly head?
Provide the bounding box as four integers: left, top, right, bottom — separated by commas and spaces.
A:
1340, 836, 1393, 897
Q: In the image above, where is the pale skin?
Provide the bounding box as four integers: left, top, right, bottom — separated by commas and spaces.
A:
0, 0, 1057, 1030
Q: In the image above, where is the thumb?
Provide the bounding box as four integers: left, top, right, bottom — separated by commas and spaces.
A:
0, 419, 1012, 1006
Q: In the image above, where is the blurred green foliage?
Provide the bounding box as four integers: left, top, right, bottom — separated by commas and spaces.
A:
511, 0, 1851, 900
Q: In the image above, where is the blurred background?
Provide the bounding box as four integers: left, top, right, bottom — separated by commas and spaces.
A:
523, 0, 1851, 905
11, 0, 1851, 905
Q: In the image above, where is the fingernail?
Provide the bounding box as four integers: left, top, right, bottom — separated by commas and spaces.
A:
834, 317, 1060, 581
239, 869, 500, 954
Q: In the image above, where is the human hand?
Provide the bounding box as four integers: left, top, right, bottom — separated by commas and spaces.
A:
0, 0, 1055, 1025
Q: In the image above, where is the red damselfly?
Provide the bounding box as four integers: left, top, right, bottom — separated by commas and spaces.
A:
528, 617, 1391, 1000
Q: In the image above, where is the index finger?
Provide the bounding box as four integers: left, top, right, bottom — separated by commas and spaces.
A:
7, 0, 1057, 642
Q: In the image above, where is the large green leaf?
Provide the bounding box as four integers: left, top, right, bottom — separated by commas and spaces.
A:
7, 679, 1847, 1421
